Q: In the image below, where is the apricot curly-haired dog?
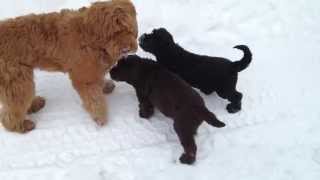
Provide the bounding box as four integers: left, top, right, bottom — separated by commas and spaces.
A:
0, 0, 138, 133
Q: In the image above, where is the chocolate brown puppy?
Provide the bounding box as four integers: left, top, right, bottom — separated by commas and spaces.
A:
110, 55, 225, 164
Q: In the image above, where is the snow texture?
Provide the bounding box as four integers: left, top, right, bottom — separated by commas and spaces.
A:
0, 0, 320, 179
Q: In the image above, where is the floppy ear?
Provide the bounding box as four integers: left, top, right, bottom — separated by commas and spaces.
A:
84, 3, 135, 41
108, 7, 132, 35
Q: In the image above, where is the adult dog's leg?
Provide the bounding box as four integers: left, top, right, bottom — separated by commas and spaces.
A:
28, 96, 46, 114
0, 64, 35, 133
70, 76, 107, 126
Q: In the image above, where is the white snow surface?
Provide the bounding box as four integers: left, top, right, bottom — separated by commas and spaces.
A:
0, 0, 320, 179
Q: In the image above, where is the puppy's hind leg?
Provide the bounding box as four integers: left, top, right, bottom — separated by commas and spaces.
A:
0, 66, 36, 133
221, 90, 243, 113
173, 120, 197, 165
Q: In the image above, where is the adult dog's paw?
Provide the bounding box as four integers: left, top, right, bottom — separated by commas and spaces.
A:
23, 120, 36, 133
28, 96, 46, 114
94, 117, 107, 126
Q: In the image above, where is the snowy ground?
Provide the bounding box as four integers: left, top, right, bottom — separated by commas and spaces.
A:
1, 0, 320, 180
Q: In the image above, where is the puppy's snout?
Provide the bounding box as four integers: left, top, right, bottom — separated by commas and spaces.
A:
121, 47, 130, 54
110, 68, 118, 79
139, 34, 146, 44
120, 46, 135, 58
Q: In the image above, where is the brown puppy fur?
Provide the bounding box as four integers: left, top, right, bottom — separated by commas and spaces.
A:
0, 0, 138, 133
110, 55, 226, 164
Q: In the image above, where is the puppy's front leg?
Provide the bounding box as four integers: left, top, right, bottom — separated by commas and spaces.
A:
139, 101, 154, 119
71, 79, 107, 126
136, 90, 154, 119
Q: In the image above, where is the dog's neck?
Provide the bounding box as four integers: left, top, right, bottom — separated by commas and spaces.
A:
153, 42, 196, 70
129, 63, 158, 90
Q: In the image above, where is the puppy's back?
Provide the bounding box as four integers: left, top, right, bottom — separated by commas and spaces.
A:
146, 65, 205, 114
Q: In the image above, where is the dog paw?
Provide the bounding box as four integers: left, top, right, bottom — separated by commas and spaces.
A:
139, 108, 154, 119
179, 153, 196, 165
103, 80, 115, 94
28, 96, 46, 114
23, 120, 35, 133
94, 117, 107, 126
226, 103, 241, 113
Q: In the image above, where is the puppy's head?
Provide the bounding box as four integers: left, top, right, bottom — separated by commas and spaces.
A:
110, 55, 142, 83
86, 0, 138, 60
139, 28, 174, 54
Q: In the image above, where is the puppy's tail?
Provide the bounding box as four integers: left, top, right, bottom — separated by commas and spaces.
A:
233, 45, 252, 72
198, 108, 225, 128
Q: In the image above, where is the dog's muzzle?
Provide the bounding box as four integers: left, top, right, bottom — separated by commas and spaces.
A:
139, 34, 146, 44
120, 48, 135, 59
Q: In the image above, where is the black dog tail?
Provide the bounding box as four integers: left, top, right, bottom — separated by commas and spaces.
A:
233, 45, 252, 72
199, 108, 225, 128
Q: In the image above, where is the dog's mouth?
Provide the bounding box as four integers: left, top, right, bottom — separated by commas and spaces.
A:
138, 34, 149, 46
110, 67, 123, 82
109, 72, 118, 81
109, 53, 126, 74
119, 48, 135, 58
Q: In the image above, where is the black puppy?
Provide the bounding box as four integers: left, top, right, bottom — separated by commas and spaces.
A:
110, 55, 225, 164
139, 28, 252, 113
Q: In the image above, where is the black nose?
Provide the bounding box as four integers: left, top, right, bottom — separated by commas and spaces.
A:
139, 34, 146, 44
110, 70, 116, 79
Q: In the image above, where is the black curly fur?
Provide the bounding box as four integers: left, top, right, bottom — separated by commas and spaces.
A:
110, 55, 225, 164
139, 28, 252, 113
